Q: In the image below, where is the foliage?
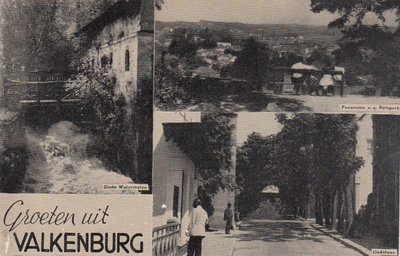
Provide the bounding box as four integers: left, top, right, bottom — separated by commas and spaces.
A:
0, 0, 119, 72
154, 58, 194, 109
65, 62, 135, 181
0, 147, 29, 193
306, 48, 332, 68
237, 114, 364, 223
310, 0, 400, 28
231, 37, 272, 89
155, 56, 241, 110
73, 0, 116, 29
236, 133, 275, 217
164, 113, 235, 196
269, 52, 304, 68
198, 28, 218, 49
168, 28, 199, 57
275, 114, 364, 223
1, 0, 75, 71
311, 0, 400, 95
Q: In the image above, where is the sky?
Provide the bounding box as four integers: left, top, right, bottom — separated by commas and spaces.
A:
157, 0, 398, 27
236, 112, 281, 145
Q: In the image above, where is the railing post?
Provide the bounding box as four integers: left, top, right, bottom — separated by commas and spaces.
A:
153, 222, 181, 256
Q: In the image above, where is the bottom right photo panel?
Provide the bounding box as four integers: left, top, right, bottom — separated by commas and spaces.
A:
152, 112, 399, 256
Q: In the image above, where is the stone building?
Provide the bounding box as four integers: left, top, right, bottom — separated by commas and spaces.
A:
77, 0, 153, 101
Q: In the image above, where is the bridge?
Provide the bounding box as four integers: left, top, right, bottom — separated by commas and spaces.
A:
3, 70, 79, 107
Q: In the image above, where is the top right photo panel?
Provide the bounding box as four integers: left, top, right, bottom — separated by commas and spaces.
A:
154, 0, 400, 113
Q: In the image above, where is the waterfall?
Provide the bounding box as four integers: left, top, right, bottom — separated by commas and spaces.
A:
24, 121, 135, 194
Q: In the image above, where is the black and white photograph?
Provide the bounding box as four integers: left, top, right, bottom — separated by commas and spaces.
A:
0, 0, 153, 194
154, 0, 400, 112
0, 0, 400, 256
153, 111, 399, 256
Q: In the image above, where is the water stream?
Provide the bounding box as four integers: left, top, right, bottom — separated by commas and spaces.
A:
22, 121, 135, 194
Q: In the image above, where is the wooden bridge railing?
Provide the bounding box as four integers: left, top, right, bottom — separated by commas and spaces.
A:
4, 79, 78, 105
152, 222, 181, 256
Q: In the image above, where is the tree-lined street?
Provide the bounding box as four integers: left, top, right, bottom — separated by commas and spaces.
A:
205, 201, 363, 256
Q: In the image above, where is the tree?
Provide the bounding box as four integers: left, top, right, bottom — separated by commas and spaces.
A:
236, 133, 275, 217
168, 28, 199, 57
276, 114, 364, 230
310, 0, 400, 95
231, 37, 272, 90
0, 0, 118, 72
237, 114, 364, 231
0, 147, 29, 193
306, 48, 332, 68
163, 113, 236, 196
310, 0, 400, 28
1, 0, 74, 72
65, 61, 138, 181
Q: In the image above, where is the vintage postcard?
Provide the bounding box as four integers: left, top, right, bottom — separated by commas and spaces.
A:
0, 0, 399, 256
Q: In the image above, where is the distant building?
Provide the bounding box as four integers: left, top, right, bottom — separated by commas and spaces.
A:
261, 185, 279, 202
76, 0, 153, 101
217, 42, 232, 48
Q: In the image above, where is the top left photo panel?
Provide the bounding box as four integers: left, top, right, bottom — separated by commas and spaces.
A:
0, 0, 154, 194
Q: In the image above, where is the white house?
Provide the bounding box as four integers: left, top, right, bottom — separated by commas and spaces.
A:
153, 112, 201, 243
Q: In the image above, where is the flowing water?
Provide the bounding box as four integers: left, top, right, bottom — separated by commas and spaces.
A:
22, 121, 136, 194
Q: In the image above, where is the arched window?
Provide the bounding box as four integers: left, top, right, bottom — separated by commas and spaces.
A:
125, 50, 130, 71
100, 55, 108, 68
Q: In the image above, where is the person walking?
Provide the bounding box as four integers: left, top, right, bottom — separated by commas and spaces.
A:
187, 199, 208, 256
224, 203, 234, 234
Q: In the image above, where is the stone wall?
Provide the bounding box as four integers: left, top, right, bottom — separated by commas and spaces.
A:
87, 17, 141, 99
86, 0, 154, 101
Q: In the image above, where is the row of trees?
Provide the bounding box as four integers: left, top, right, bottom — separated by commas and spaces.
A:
237, 114, 364, 233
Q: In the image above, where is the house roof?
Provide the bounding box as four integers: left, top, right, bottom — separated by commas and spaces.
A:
162, 122, 204, 166
76, 0, 141, 38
